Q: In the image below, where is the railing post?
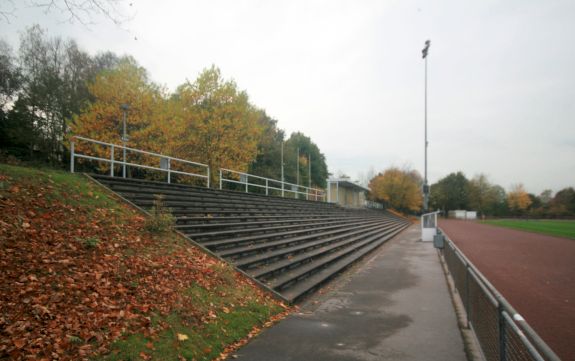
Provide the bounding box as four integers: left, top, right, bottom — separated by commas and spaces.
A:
266, 179, 269, 195
499, 304, 507, 361
465, 263, 471, 329
167, 158, 171, 184
70, 140, 75, 173
245, 174, 248, 193
110, 144, 115, 177
207, 166, 210, 188
219, 169, 222, 189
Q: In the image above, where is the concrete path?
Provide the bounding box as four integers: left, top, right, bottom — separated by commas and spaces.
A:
232, 224, 467, 361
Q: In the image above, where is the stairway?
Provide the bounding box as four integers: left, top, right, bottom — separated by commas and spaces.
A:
91, 175, 411, 303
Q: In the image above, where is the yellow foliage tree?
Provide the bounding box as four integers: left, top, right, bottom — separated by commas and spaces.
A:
507, 183, 532, 213
369, 167, 423, 212
173, 66, 263, 186
69, 57, 165, 172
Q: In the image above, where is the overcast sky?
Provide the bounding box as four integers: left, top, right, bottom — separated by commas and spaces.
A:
2, 0, 574, 194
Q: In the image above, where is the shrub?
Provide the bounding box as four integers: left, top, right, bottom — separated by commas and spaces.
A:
144, 195, 175, 234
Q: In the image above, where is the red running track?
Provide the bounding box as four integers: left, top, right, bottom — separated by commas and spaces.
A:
439, 219, 575, 361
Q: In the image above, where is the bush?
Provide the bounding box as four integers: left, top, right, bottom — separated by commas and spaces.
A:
144, 195, 175, 234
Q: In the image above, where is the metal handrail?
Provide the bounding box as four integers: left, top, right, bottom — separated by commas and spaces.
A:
219, 168, 326, 201
70, 136, 210, 187
441, 231, 561, 361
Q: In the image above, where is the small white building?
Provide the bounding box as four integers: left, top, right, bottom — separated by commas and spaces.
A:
448, 210, 477, 220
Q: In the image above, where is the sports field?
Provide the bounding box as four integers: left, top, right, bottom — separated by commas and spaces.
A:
482, 219, 575, 239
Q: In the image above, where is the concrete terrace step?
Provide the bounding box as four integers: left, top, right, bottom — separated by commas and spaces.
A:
205, 218, 386, 254
89, 174, 411, 303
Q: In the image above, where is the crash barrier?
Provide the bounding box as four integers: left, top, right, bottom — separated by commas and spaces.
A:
441, 232, 561, 361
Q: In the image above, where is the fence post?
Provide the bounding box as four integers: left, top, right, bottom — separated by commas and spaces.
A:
207, 167, 210, 188
110, 144, 114, 177
167, 158, 171, 184
465, 263, 471, 328
266, 179, 269, 195
70, 140, 75, 173
499, 303, 507, 361
219, 169, 222, 189
245, 174, 248, 193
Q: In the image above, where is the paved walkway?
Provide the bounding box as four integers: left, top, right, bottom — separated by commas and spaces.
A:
232, 224, 467, 361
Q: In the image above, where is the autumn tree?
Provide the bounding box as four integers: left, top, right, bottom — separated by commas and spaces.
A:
283, 132, 328, 189
468, 174, 505, 217
507, 184, 532, 215
70, 56, 164, 172
369, 167, 422, 212
173, 66, 263, 187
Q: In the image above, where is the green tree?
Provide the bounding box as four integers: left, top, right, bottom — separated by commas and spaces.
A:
248, 111, 285, 180
429, 171, 470, 213
283, 132, 328, 188
549, 187, 575, 216
1, 26, 121, 164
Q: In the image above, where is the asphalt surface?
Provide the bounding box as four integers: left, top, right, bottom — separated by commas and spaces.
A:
231, 224, 467, 361
440, 219, 575, 361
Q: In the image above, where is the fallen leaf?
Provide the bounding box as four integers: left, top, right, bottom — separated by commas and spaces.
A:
13, 338, 26, 349
176, 333, 188, 341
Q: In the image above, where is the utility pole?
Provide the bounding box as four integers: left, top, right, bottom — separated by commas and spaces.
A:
422, 40, 431, 211
120, 104, 129, 178
308, 154, 311, 188
296, 147, 300, 186
281, 141, 284, 197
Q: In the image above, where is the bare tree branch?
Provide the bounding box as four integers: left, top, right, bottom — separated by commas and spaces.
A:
1, 0, 134, 26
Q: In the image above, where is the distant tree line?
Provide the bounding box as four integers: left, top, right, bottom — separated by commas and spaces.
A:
429, 172, 575, 218
366, 167, 574, 218
0, 25, 328, 189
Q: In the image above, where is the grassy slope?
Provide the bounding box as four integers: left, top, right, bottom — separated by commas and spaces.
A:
0, 164, 287, 361
482, 219, 575, 239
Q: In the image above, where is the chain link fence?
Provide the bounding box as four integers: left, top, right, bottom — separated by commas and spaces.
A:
441, 232, 561, 361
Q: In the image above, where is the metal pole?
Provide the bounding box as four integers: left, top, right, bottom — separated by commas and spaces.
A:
167, 159, 171, 184
296, 147, 299, 186
219, 169, 222, 189
308, 154, 311, 189
207, 167, 210, 188
422, 40, 431, 212
110, 144, 114, 176
70, 140, 75, 173
120, 104, 129, 178
281, 141, 284, 197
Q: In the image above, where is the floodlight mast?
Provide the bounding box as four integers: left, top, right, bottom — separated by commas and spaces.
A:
422, 40, 431, 211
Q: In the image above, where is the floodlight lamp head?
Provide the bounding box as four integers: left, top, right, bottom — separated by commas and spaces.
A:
422, 39, 431, 58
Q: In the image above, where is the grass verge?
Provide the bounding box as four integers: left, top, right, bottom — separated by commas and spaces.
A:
482, 219, 575, 239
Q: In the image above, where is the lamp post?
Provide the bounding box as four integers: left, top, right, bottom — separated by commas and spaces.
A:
120, 104, 129, 178
281, 141, 285, 197
422, 40, 431, 211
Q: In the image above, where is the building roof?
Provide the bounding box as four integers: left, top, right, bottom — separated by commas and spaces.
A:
328, 179, 370, 193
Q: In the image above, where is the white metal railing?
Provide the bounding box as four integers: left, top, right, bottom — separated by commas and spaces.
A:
421, 210, 441, 242
70, 136, 210, 187
219, 168, 325, 201
365, 200, 384, 209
